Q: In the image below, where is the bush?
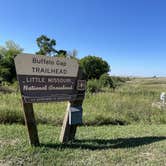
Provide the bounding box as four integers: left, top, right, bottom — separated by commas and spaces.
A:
86, 79, 101, 93
99, 73, 115, 88
79, 55, 110, 79
0, 41, 23, 83
111, 76, 130, 87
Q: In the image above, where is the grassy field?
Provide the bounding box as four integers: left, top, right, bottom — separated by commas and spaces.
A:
0, 124, 166, 166
0, 77, 166, 165
0, 77, 166, 125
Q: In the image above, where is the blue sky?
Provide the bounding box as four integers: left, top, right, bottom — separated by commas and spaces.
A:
0, 0, 166, 76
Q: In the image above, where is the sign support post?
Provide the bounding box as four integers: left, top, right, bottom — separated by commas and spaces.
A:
59, 99, 83, 143
22, 102, 39, 146
59, 69, 84, 143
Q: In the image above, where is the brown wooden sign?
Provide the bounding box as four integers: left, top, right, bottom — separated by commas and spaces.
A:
15, 54, 85, 103
14, 54, 86, 146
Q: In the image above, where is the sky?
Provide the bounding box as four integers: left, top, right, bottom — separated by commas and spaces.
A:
0, 0, 166, 76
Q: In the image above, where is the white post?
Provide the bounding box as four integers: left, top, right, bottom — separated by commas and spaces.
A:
160, 92, 165, 106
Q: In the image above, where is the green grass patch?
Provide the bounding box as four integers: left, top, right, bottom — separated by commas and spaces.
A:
0, 124, 166, 165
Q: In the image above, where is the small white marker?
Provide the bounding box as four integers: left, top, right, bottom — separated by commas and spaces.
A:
160, 92, 165, 105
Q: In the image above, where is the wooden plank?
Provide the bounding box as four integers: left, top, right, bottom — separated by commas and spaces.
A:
59, 102, 72, 143
22, 103, 40, 146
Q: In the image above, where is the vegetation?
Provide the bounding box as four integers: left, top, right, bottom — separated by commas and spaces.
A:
0, 124, 165, 165
0, 77, 166, 125
0, 41, 23, 83
86, 79, 101, 93
99, 73, 115, 88
0, 77, 166, 165
36, 35, 58, 56
36, 35, 71, 57
86, 75, 129, 94
79, 56, 110, 80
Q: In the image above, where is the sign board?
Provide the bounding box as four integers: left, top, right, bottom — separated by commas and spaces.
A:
14, 53, 86, 146
14, 54, 85, 103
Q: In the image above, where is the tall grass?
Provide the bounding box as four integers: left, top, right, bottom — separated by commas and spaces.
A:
0, 78, 166, 125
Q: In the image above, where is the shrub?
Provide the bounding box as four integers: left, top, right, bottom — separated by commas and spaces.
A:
111, 76, 130, 87
86, 79, 101, 93
99, 73, 115, 88
0, 41, 23, 83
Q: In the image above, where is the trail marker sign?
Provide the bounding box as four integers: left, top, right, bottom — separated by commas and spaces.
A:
15, 54, 85, 103
14, 54, 86, 146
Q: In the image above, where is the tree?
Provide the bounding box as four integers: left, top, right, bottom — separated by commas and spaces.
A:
79, 55, 110, 80
56, 49, 67, 57
0, 41, 23, 83
36, 35, 58, 56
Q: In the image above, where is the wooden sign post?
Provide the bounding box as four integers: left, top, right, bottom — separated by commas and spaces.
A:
60, 70, 84, 142
22, 103, 39, 146
14, 54, 86, 146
